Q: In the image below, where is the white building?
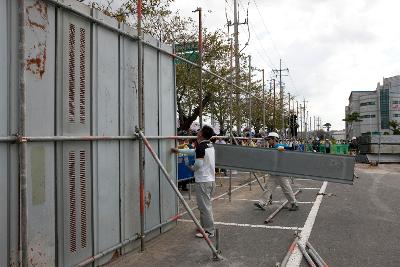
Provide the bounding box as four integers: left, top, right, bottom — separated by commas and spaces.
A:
345, 75, 400, 139
331, 130, 346, 141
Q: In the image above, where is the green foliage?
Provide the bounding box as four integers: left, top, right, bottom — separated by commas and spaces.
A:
343, 112, 362, 123
389, 120, 400, 135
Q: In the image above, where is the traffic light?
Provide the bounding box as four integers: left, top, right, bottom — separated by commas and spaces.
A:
289, 114, 298, 137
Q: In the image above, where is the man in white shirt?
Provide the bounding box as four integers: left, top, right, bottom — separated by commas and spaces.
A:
172, 125, 216, 238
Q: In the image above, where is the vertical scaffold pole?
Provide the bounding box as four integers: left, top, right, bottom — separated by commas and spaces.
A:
18, 0, 28, 265
228, 38, 233, 202
137, 0, 145, 252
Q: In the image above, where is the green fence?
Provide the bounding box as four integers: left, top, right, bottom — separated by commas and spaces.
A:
306, 144, 349, 154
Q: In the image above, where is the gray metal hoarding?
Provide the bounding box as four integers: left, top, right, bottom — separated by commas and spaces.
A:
0, 0, 177, 266
214, 144, 355, 184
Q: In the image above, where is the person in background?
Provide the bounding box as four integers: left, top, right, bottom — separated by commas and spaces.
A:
172, 125, 216, 238
312, 137, 320, 152
349, 136, 359, 156
215, 136, 226, 145
325, 139, 331, 153
254, 132, 299, 211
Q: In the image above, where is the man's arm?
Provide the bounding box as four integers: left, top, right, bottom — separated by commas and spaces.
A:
171, 148, 196, 155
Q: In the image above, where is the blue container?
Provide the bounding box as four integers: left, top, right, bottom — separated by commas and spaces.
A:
178, 155, 195, 181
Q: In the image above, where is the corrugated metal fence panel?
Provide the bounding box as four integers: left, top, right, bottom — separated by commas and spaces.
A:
159, 43, 177, 230
59, 6, 93, 266
92, 10, 121, 265
1, 0, 177, 265
143, 37, 161, 231
119, 24, 140, 254
0, 0, 9, 265
24, 0, 56, 265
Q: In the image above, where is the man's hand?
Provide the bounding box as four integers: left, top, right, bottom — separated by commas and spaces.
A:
171, 148, 179, 154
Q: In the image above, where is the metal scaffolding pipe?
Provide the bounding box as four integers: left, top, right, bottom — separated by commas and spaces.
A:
215, 228, 221, 252
0, 135, 265, 143
265, 190, 301, 224
137, 130, 221, 260
296, 241, 317, 267
306, 241, 328, 267
144, 213, 182, 235
252, 172, 265, 191
306, 248, 324, 267
17, 0, 28, 265
137, 0, 145, 253
0, 136, 16, 142
76, 234, 140, 267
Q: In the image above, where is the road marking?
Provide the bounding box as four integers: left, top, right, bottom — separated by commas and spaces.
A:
178, 219, 303, 231
286, 181, 328, 267
215, 197, 314, 204
277, 187, 320, 190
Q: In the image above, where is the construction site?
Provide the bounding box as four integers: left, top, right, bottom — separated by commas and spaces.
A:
1, 0, 400, 267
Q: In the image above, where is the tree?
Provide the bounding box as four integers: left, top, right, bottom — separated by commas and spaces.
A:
323, 122, 331, 132
389, 120, 400, 135
343, 112, 362, 138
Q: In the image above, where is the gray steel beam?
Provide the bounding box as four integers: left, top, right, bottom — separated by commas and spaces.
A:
214, 144, 355, 184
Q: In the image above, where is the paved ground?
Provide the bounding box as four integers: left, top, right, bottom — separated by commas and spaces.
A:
106, 164, 400, 267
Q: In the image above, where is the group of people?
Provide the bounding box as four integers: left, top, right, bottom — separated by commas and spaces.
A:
172, 126, 299, 239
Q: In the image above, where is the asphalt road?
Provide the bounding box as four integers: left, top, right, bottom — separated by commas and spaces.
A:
106, 164, 400, 267
305, 164, 400, 267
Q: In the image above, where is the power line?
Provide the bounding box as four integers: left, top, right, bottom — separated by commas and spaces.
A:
251, 1, 300, 94
238, 0, 275, 70
251, 0, 282, 59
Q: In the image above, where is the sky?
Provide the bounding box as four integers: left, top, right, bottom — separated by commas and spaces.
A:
87, 0, 400, 130
170, 0, 400, 130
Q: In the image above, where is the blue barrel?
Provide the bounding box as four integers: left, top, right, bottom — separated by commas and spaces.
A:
178, 155, 195, 181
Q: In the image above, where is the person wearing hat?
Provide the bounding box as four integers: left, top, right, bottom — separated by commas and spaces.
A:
349, 136, 359, 156
254, 132, 299, 211
172, 125, 216, 238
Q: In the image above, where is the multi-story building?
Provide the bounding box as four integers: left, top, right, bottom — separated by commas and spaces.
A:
330, 130, 346, 141
345, 75, 400, 139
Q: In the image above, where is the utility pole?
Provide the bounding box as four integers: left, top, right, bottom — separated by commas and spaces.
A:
303, 99, 307, 141
233, 0, 241, 135
248, 55, 252, 133
272, 59, 289, 138
273, 79, 276, 130
297, 101, 299, 137
288, 93, 291, 137
262, 69, 265, 132
313, 116, 316, 133
317, 117, 321, 130
193, 7, 203, 127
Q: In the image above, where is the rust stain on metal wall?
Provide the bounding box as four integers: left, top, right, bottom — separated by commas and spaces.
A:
28, 242, 49, 267
145, 191, 152, 208
26, 0, 48, 30
25, 0, 49, 79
